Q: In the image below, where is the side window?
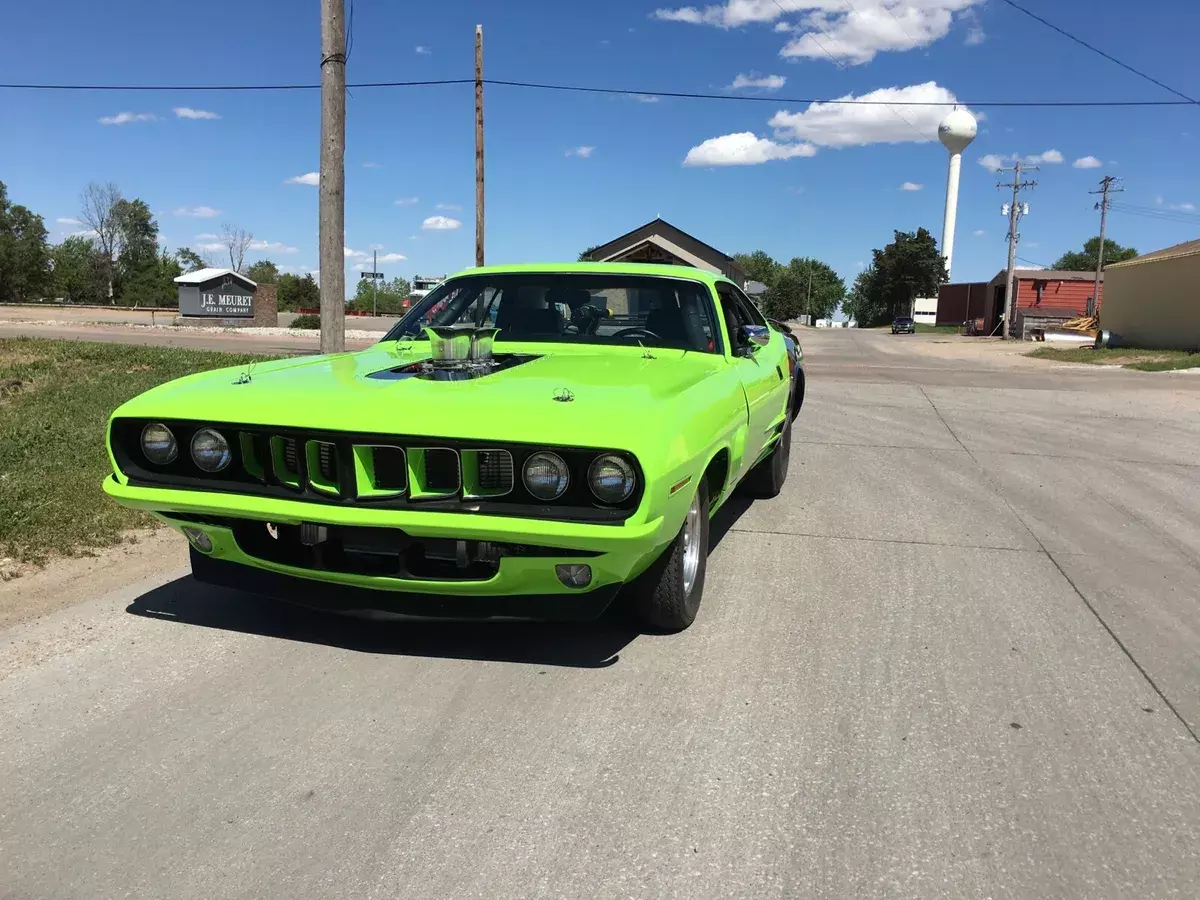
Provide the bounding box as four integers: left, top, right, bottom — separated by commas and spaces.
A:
730, 285, 766, 327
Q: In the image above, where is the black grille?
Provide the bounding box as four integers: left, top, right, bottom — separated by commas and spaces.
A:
478, 450, 513, 490
373, 447, 407, 491
317, 441, 336, 481
423, 449, 459, 493
110, 419, 643, 524
282, 438, 300, 476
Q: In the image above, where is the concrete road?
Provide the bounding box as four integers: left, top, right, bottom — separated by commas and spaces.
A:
2, 329, 1199, 899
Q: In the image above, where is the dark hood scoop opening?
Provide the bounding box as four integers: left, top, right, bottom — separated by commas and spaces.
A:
367, 353, 541, 382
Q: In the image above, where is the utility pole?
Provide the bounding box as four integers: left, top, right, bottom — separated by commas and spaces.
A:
319, 0, 346, 354
474, 24, 485, 268
372, 249, 378, 317
997, 162, 1037, 339
1089, 175, 1122, 317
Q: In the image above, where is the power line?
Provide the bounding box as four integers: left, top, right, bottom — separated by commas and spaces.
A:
1016, 255, 1050, 268
998, 0, 1198, 104
1109, 204, 1200, 226
0, 76, 1193, 107
1109, 200, 1200, 220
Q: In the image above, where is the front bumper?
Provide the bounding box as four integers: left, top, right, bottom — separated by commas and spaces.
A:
189, 550, 620, 621
104, 477, 673, 609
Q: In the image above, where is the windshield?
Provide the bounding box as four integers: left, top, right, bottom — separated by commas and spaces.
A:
382, 273, 721, 353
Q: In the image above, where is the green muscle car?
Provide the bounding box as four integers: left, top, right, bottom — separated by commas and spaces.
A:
104, 262, 804, 631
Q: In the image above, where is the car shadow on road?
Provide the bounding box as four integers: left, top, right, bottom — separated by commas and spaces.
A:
126, 576, 637, 669
709, 492, 754, 552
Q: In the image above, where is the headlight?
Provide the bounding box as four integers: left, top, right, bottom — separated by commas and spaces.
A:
588, 454, 636, 503
140, 423, 178, 465
522, 451, 569, 500
190, 428, 231, 473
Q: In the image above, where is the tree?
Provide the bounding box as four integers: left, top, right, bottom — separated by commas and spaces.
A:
278, 273, 321, 311
762, 271, 807, 321
578, 245, 601, 262
221, 222, 252, 272
110, 199, 168, 305
1052, 236, 1137, 271
177, 247, 211, 272
842, 266, 888, 327
348, 274, 413, 314
870, 227, 947, 322
79, 182, 122, 301
782, 257, 844, 321
733, 250, 782, 288
50, 235, 108, 303
246, 259, 280, 284
0, 182, 52, 303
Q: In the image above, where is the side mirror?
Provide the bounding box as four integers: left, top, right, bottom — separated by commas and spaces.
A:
740, 324, 771, 350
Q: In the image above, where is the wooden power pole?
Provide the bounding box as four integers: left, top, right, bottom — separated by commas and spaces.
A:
1089, 175, 1121, 316
996, 162, 1037, 340
319, 0, 346, 354
475, 24, 485, 268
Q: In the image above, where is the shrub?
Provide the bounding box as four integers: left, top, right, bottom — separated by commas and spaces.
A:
290, 314, 320, 329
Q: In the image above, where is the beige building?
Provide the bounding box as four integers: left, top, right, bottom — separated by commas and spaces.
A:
583, 218, 747, 287
1101, 238, 1200, 349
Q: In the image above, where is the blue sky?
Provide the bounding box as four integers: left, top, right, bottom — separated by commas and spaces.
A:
1, 0, 1197, 292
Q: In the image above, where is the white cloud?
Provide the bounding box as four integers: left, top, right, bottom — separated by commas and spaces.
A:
378, 252, 407, 263
899, 182, 923, 191
409, 235, 419, 240
99, 112, 156, 126
768, 82, 970, 147
422, 215, 462, 231
729, 72, 786, 91
344, 247, 368, 259
566, 145, 595, 158
415, 45, 432, 55
683, 132, 817, 167
195, 232, 220, 241
68, 228, 99, 238
394, 196, 420, 206
1167, 201, 1197, 212
1026, 149, 1063, 165
972, 229, 986, 237
173, 205, 221, 218
655, 2, 985, 64
368, 243, 385, 251
196, 242, 226, 252
173, 107, 220, 120
436, 203, 462, 211
628, 94, 661, 103
977, 148, 1063, 170
57, 217, 83, 226
286, 172, 320, 185
248, 239, 298, 254
362, 161, 381, 168
1073, 155, 1102, 169
962, 8, 985, 45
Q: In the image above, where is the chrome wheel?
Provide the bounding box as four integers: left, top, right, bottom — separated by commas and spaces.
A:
681, 491, 703, 596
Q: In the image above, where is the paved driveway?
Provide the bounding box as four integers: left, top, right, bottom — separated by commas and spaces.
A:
2, 329, 1198, 899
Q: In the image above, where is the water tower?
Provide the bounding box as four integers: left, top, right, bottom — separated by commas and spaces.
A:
937, 108, 978, 281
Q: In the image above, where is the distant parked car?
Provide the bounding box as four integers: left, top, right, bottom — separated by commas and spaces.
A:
891, 316, 916, 334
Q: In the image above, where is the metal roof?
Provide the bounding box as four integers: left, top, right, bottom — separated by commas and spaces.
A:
1106, 238, 1200, 268
988, 269, 1102, 286
446, 261, 732, 285
173, 267, 257, 288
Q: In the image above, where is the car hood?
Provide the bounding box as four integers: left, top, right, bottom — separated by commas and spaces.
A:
115, 341, 726, 449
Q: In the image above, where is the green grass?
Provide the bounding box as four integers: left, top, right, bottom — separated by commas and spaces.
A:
1028, 346, 1200, 372
914, 324, 961, 334
0, 339, 279, 565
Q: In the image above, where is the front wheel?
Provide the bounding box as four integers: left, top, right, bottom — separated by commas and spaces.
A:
628, 481, 709, 632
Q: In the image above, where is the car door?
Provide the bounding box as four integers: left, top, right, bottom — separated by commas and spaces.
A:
716, 283, 789, 480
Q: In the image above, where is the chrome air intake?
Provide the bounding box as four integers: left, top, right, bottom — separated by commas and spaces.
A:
425, 326, 500, 367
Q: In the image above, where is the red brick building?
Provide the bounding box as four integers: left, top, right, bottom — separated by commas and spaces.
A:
937, 269, 1103, 336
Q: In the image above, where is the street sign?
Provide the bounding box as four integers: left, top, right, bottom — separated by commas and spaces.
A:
359, 272, 383, 279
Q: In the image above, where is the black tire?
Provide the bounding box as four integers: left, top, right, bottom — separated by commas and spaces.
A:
742, 419, 792, 499
629, 480, 710, 632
